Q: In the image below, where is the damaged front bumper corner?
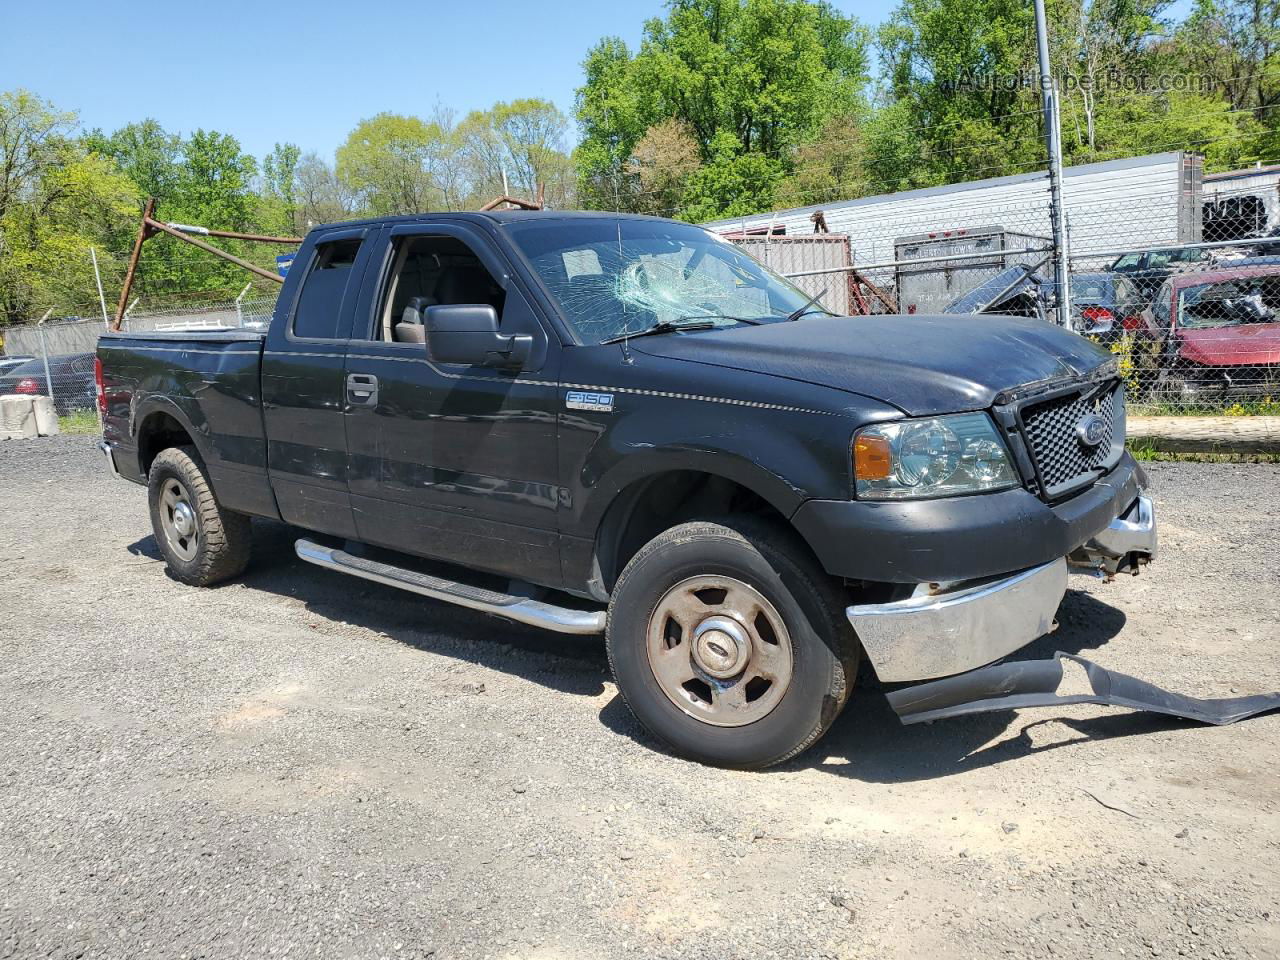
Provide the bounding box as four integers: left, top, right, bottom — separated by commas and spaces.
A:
847, 494, 1158, 684
1068, 493, 1157, 577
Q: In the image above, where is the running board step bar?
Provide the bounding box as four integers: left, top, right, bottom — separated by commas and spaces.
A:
294, 539, 606, 635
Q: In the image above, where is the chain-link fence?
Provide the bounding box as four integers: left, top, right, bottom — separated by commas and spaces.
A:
713, 151, 1280, 419
5, 151, 1279, 425
0, 295, 279, 419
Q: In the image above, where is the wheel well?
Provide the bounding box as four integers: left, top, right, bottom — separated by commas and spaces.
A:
593, 471, 796, 597
137, 412, 194, 478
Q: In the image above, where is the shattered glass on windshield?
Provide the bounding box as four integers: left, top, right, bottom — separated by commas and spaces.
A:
505, 219, 818, 344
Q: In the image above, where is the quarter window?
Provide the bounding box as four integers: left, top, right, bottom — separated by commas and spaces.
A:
293, 238, 362, 339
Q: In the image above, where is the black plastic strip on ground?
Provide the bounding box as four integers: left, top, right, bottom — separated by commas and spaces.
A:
886, 652, 1280, 726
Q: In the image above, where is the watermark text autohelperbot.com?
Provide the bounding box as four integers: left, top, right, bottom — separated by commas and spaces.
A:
941, 70, 1216, 94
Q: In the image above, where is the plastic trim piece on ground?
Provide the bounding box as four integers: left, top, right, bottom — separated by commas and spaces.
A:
886, 652, 1280, 726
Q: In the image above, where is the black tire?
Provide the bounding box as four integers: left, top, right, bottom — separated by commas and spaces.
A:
606, 518, 859, 770
147, 445, 251, 586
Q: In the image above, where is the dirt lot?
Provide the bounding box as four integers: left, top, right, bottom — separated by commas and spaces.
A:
1, 436, 1277, 960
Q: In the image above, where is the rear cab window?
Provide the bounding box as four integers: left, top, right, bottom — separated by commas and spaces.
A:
292, 238, 363, 340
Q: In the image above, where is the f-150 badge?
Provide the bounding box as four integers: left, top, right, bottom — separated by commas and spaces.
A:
566, 391, 615, 413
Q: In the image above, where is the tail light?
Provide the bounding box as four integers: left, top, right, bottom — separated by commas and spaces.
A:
1080, 306, 1115, 330
94, 356, 107, 416
1121, 314, 1142, 331
14, 377, 39, 394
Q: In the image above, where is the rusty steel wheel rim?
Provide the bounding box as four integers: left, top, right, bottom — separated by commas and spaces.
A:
645, 575, 794, 727
160, 478, 199, 562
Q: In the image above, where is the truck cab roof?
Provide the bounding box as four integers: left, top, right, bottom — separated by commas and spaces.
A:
306, 209, 677, 234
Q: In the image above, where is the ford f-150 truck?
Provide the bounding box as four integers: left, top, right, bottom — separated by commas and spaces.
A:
97, 211, 1157, 768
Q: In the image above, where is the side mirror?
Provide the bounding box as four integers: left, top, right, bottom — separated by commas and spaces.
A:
423, 304, 532, 369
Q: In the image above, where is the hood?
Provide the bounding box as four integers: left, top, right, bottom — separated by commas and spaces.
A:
1176, 322, 1280, 367
632, 313, 1112, 416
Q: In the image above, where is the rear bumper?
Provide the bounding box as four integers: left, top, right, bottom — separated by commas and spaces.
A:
846, 493, 1157, 682
97, 439, 121, 479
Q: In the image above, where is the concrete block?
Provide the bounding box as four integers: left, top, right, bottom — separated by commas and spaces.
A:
0, 395, 38, 440
32, 395, 60, 436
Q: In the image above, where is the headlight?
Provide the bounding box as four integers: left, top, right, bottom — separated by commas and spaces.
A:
853, 413, 1019, 500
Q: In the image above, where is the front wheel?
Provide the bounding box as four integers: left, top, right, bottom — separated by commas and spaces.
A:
606, 519, 858, 769
148, 445, 251, 586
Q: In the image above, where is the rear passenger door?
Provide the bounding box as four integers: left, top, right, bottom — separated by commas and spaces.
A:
342, 222, 564, 585
262, 227, 373, 539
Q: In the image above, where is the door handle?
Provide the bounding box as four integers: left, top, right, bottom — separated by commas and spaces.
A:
346, 373, 378, 407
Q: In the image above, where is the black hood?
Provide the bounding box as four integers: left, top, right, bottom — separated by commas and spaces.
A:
632, 313, 1112, 416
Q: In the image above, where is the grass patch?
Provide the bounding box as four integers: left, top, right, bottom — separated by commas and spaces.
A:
1130, 398, 1280, 417
1126, 439, 1280, 463
58, 410, 100, 435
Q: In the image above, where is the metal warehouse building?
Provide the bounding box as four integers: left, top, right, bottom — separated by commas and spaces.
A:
705, 151, 1204, 263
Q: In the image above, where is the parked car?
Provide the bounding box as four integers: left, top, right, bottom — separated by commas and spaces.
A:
1135, 264, 1280, 399
1068, 272, 1143, 340
1108, 245, 1209, 300
98, 211, 1156, 769
0, 352, 98, 414
940, 266, 1137, 340
941, 265, 1050, 320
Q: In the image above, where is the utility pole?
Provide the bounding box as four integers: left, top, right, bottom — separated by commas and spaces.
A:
90, 247, 110, 327
1033, 0, 1072, 328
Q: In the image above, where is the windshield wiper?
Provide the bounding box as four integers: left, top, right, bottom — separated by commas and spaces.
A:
599, 315, 762, 345
785, 287, 829, 321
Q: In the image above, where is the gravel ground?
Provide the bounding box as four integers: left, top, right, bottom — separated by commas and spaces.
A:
1, 435, 1278, 960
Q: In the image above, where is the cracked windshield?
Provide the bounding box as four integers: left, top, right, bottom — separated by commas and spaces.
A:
505, 219, 823, 343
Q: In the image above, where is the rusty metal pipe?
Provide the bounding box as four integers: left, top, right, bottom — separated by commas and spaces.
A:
164, 223, 303, 244
144, 217, 286, 286
112, 198, 156, 330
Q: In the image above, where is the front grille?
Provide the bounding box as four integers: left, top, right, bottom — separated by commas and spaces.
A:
1020, 382, 1124, 499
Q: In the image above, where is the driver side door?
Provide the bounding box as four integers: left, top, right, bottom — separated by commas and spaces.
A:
342, 222, 565, 587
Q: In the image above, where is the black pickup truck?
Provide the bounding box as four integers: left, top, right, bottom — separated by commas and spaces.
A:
97, 211, 1157, 768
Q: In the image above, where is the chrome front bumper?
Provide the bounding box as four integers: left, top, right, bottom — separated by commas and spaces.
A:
847, 494, 1158, 683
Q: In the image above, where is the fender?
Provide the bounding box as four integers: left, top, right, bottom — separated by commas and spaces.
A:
130, 391, 281, 521
575, 445, 809, 540
131, 394, 212, 465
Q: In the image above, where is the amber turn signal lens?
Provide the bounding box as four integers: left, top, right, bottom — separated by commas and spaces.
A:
854, 434, 893, 480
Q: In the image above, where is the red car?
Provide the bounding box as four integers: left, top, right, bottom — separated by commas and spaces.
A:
1136, 263, 1280, 398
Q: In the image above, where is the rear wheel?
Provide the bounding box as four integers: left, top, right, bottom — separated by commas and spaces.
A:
606, 518, 858, 769
148, 446, 251, 586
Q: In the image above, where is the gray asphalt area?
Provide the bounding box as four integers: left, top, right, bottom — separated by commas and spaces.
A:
1, 436, 1278, 960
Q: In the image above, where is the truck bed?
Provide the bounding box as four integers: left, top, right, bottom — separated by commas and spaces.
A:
98, 328, 276, 519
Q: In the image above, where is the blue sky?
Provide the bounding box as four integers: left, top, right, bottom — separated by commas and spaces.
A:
2, 0, 898, 163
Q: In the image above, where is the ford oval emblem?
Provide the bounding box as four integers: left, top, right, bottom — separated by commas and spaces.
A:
1076, 414, 1108, 448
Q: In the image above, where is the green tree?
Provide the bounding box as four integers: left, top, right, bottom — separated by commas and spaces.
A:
82, 119, 182, 201
0, 90, 140, 322
575, 0, 870, 218
679, 129, 784, 221
0, 90, 78, 221
295, 151, 354, 227
336, 113, 452, 215
626, 118, 703, 215
261, 141, 301, 233
458, 99, 573, 206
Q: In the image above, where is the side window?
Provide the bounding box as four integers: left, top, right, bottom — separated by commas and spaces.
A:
293, 238, 363, 339
371, 235, 506, 344
1152, 280, 1173, 328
